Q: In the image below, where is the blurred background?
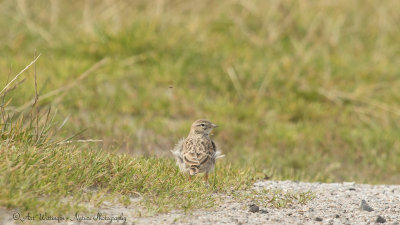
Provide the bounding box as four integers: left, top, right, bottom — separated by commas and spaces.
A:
1, 0, 399, 183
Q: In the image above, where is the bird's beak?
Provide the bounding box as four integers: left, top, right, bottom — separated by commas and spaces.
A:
212, 123, 218, 128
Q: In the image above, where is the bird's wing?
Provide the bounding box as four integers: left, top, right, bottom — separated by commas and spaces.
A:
171, 138, 185, 164
212, 140, 225, 160
182, 137, 200, 164
182, 137, 213, 175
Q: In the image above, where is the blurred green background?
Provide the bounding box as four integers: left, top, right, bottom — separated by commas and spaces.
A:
1, 0, 399, 183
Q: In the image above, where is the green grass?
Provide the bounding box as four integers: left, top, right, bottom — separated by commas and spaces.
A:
1, 0, 400, 216
0, 144, 255, 215
0, 93, 256, 215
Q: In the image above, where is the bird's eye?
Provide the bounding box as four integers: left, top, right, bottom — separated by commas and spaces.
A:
200, 124, 205, 127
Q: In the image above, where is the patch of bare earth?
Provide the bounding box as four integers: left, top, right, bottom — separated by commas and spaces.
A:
2, 181, 399, 225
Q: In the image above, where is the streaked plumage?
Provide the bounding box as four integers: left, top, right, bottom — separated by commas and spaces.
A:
171, 119, 224, 182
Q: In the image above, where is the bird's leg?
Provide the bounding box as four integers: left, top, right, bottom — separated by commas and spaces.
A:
203, 173, 209, 183
188, 174, 193, 181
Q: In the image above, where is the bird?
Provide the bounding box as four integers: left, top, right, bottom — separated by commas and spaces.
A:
171, 119, 224, 183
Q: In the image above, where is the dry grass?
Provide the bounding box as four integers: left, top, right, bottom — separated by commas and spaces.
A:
0, 0, 399, 215
0, 58, 257, 215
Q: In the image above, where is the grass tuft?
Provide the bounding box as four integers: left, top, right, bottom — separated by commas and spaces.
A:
233, 188, 316, 209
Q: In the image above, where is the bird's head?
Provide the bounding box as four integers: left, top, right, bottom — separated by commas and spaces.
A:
190, 119, 217, 136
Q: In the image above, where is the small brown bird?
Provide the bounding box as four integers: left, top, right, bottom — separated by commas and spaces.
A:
171, 119, 224, 183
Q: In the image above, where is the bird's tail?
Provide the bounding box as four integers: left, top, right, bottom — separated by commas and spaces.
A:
214, 151, 225, 159
189, 166, 199, 175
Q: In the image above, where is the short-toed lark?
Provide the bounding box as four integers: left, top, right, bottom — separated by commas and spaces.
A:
171, 119, 224, 183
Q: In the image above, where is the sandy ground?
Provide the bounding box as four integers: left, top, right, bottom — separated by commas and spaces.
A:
2, 181, 400, 225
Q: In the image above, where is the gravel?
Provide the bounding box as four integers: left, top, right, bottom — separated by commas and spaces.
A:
376, 215, 387, 223
132, 181, 400, 225
314, 217, 323, 221
248, 204, 260, 213
360, 199, 374, 212
1, 180, 399, 225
